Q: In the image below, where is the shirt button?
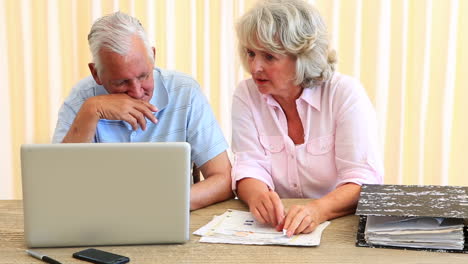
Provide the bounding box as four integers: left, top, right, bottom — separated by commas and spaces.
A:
293, 183, 298, 188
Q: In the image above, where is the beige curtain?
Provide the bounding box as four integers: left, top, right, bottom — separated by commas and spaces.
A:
316, 0, 468, 187
1, 0, 467, 199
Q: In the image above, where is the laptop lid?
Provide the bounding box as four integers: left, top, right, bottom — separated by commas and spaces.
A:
21, 142, 190, 247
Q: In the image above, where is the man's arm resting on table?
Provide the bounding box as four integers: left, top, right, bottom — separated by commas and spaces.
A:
190, 151, 233, 210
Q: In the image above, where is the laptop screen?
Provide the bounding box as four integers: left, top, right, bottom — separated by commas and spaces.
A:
21, 142, 190, 247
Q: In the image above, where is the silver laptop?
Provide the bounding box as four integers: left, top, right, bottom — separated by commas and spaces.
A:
21, 142, 190, 247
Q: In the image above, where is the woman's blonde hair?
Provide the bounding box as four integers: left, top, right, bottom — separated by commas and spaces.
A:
236, 0, 336, 87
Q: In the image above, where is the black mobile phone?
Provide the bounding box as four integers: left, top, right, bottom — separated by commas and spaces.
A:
72, 248, 130, 264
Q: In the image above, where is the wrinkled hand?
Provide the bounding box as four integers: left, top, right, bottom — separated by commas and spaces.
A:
91, 94, 158, 130
248, 190, 285, 229
282, 204, 322, 237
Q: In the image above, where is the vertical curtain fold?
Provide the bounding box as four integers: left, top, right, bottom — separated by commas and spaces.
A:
0, 0, 467, 199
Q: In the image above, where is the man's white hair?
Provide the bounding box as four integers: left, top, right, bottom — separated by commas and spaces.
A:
88, 11, 154, 73
236, 0, 336, 87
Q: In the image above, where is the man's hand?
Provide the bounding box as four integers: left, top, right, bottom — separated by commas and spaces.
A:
62, 94, 158, 143
92, 94, 158, 131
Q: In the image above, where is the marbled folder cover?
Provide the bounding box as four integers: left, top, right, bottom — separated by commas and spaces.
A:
355, 184, 468, 253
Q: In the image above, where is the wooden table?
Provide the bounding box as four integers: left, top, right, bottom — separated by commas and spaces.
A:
1, 199, 467, 263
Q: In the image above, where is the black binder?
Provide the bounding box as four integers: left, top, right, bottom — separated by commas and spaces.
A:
355, 184, 468, 253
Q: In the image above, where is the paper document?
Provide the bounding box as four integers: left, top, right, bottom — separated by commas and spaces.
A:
365, 216, 465, 250
194, 209, 330, 246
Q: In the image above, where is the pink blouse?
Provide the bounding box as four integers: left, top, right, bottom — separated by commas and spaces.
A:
231, 72, 383, 198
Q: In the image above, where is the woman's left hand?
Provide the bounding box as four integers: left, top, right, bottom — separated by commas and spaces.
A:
281, 203, 323, 237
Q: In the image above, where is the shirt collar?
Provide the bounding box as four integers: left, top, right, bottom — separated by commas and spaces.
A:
262, 85, 322, 111
262, 93, 280, 108
149, 67, 169, 111
95, 83, 108, 96
300, 85, 321, 111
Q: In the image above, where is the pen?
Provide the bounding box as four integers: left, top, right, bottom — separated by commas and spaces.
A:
26, 250, 63, 264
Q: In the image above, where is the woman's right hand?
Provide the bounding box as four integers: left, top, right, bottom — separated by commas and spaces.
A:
248, 189, 285, 230
236, 178, 285, 229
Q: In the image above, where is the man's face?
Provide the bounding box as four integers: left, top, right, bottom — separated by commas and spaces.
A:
90, 36, 155, 102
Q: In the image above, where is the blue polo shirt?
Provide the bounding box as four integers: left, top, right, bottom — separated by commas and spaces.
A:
52, 67, 228, 166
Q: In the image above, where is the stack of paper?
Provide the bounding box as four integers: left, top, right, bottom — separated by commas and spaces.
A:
365, 216, 465, 250
194, 209, 330, 246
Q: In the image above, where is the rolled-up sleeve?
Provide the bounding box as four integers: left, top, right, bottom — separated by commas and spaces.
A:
231, 82, 275, 191
332, 77, 384, 187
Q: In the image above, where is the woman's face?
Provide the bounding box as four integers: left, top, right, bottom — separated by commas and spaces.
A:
246, 46, 300, 99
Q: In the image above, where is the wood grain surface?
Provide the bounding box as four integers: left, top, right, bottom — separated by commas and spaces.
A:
1, 199, 467, 264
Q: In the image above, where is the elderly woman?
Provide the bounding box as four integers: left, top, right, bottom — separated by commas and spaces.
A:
231, 0, 383, 237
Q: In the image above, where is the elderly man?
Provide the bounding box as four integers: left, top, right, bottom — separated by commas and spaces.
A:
52, 12, 232, 210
